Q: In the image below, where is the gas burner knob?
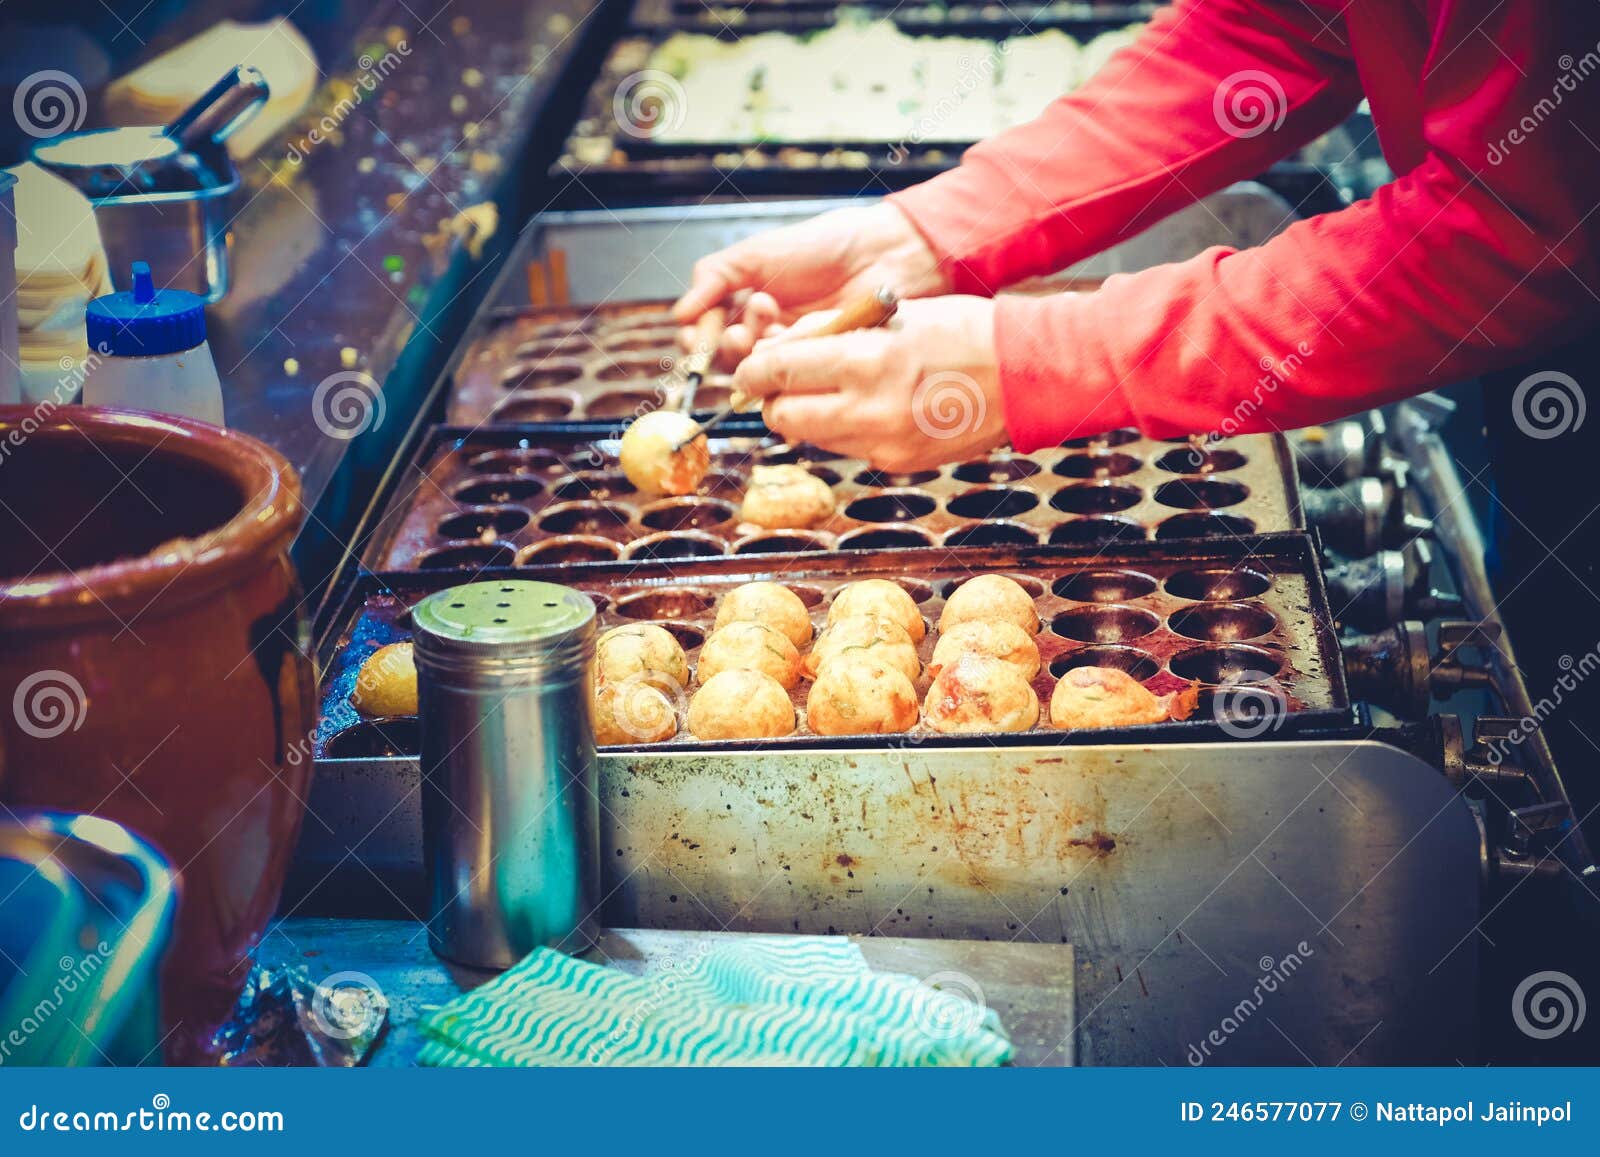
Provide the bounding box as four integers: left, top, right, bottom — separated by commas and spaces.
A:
1323, 545, 1464, 629
1341, 620, 1498, 716
1305, 477, 1433, 556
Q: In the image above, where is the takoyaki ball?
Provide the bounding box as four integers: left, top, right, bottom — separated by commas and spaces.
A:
687, 669, 796, 739
351, 642, 418, 717
806, 654, 919, 736
804, 613, 920, 683
713, 581, 814, 649
826, 578, 926, 642
696, 620, 802, 689
618, 410, 710, 496
1049, 667, 1166, 730
930, 619, 1040, 680
596, 623, 689, 689
593, 676, 679, 745
922, 653, 1040, 734
937, 574, 1040, 635
740, 464, 835, 529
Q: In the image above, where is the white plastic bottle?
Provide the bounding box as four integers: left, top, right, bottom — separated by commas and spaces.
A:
81, 261, 224, 426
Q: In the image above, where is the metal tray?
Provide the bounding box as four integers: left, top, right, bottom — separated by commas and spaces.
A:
318, 535, 1350, 760
361, 425, 1302, 573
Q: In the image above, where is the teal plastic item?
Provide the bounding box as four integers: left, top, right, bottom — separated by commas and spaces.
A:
0, 811, 177, 1066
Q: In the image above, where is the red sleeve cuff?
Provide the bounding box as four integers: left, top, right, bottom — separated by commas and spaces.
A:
994, 293, 1141, 452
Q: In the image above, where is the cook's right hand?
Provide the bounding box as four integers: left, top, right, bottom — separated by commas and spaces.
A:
672, 201, 950, 368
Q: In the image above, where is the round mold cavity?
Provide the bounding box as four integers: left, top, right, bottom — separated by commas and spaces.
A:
1049, 482, 1141, 515
324, 717, 419, 759
586, 387, 664, 420
639, 496, 737, 531
1164, 566, 1273, 602
853, 467, 941, 488
1061, 428, 1140, 448
552, 471, 636, 501
537, 501, 632, 536
437, 506, 531, 540
952, 457, 1041, 484
836, 525, 937, 551
893, 578, 935, 604
515, 536, 623, 566
1170, 644, 1283, 684
490, 389, 580, 423
1154, 512, 1256, 540
843, 489, 937, 523
597, 309, 675, 334
1053, 452, 1142, 479
588, 593, 611, 615
1155, 446, 1248, 474
467, 448, 563, 475
785, 583, 826, 608
1052, 569, 1159, 603
623, 530, 728, 561
758, 443, 844, 466
695, 472, 743, 496
514, 334, 593, 360
732, 531, 833, 554
614, 588, 716, 621
1047, 518, 1146, 546
651, 620, 706, 650
1154, 478, 1250, 510
526, 317, 594, 339
1048, 646, 1160, 682
807, 466, 844, 487
499, 359, 583, 391
453, 475, 544, 505
1169, 601, 1277, 642
1051, 604, 1161, 644
414, 542, 517, 570
941, 521, 1039, 548
595, 356, 668, 383
601, 327, 679, 354
946, 485, 1040, 521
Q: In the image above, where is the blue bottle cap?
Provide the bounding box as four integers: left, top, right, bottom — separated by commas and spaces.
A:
85, 262, 207, 357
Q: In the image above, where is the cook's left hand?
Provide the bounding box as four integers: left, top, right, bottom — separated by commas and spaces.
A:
733, 296, 1009, 472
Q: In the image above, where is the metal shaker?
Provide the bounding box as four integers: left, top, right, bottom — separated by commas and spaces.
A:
412, 580, 599, 969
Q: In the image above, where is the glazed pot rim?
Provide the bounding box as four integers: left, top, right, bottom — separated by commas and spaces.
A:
0, 405, 303, 626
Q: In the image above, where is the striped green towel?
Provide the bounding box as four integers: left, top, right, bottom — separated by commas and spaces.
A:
417, 938, 1013, 1067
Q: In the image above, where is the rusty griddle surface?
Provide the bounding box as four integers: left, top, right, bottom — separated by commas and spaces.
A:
447, 301, 744, 425
318, 535, 1349, 759
362, 425, 1301, 572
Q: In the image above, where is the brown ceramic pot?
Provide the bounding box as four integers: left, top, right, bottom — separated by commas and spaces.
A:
0, 405, 317, 1064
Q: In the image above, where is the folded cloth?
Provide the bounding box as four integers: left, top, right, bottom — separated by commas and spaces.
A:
418, 938, 1013, 1067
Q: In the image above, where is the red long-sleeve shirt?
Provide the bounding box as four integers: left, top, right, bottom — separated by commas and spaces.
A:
889, 0, 1600, 446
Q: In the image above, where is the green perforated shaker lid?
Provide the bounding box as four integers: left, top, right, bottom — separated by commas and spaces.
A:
412, 580, 595, 655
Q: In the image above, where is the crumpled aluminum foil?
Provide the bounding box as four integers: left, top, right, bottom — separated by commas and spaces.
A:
213, 964, 388, 1066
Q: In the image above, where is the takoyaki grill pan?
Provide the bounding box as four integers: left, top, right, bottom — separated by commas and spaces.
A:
319, 535, 1350, 760
359, 425, 1302, 573
444, 300, 739, 427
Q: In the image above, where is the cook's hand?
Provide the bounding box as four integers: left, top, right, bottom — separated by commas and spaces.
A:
672, 202, 950, 368
733, 296, 1009, 472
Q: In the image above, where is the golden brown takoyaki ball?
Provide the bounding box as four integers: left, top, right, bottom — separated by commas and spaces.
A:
593, 676, 679, 745
713, 581, 814, 649
618, 410, 710, 496
922, 653, 1040, 734
687, 669, 796, 739
351, 642, 417, 717
806, 653, 920, 736
696, 620, 802, 689
826, 578, 925, 642
930, 619, 1040, 680
937, 574, 1040, 635
804, 613, 920, 683
596, 623, 689, 689
740, 464, 835, 529
1049, 667, 1166, 730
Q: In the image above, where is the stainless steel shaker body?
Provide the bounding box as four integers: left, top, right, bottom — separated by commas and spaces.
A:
412, 580, 599, 969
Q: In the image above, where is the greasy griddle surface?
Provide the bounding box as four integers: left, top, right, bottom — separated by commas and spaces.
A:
319, 538, 1345, 758
363, 428, 1300, 573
